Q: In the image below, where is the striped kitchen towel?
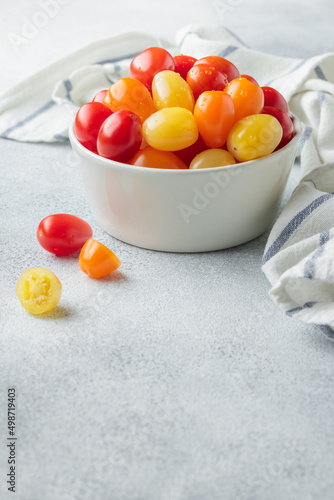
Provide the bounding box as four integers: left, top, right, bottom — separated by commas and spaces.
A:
0, 25, 333, 338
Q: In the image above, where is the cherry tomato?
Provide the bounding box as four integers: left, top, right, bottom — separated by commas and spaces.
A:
262, 106, 294, 149
79, 239, 121, 278
240, 74, 259, 85
152, 70, 194, 112
92, 89, 108, 104
227, 114, 283, 162
261, 86, 289, 113
224, 77, 264, 123
143, 107, 198, 151
186, 64, 228, 100
103, 78, 156, 124
129, 47, 175, 92
173, 54, 197, 80
194, 56, 240, 82
194, 91, 235, 148
189, 149, 236, 169
16, 267, 62, 315
174, 135, 208, 166
37, 214, 93, 255
129, 146, 188, 169
97, 110, 142, 162
74, 102, 112, 152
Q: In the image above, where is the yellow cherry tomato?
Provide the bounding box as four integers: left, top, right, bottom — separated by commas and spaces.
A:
103, 77, 156, 124
143, 107, 198, 151
227, 114, 283, 162
152, 70, 195, 112
189, 148, 236, 169
16, 267, 62, 315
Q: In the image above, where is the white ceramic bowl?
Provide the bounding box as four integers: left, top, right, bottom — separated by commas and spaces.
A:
68, 115, 302, 252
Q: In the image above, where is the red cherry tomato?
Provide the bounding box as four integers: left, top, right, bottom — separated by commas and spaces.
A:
129, 47, 175, 92
174, 135, 208, 166
186, 64, 228, 100
261, 86, 289, 113
240, 74, 259, 85
97, 110, 142, 163
74, 102, 112, 152
129, 146, 188, 169
194, 56, 240, 82
262, 106, 295, 149
37, 214, 93, 255
173, 55, 197, 81
92, 89, 108, 104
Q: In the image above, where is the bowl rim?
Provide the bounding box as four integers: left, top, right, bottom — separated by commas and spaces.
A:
68, 112, 302, 176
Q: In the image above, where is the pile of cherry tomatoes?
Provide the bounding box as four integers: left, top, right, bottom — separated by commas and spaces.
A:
16, 214, 121, 315
74, 47, 295, 170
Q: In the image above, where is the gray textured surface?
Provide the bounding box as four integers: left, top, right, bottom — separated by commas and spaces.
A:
1, 1, 334, 499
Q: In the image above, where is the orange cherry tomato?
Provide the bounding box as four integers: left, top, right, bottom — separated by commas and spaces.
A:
224, 77, 264, 123
129, 146, 188, 169
103, 78, 156, 124
194, 91, 235, 148
79, 239, 121, 278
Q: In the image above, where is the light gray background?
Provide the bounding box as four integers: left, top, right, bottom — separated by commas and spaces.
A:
1, 1, 334, 499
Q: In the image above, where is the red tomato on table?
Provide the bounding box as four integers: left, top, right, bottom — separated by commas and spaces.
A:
37, 214, 93, 255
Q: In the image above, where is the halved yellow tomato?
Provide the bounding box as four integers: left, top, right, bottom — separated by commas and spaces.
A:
16, 267, 62, 315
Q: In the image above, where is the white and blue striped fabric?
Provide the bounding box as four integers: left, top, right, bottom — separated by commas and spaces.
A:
1, 25, 333, 338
